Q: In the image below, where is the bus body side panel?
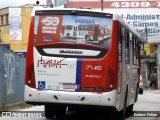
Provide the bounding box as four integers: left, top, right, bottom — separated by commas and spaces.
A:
108, 20, 121, 110
116, 22, 140, 111
25, 16, 35, 88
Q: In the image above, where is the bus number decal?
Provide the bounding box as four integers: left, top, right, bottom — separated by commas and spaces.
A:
86, 65, 102, 71
77, 39, 86, 43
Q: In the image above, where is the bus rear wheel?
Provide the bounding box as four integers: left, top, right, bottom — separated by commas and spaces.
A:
45, 105, 66, 119
56, 106, 66, 119
126, 104, 133, 115
45, 105, 56, 119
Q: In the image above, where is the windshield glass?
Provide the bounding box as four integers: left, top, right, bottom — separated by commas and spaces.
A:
34, 14, 112, 48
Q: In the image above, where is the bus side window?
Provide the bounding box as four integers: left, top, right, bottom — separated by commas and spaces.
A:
118, 26, 122, 62
129, 32, 132, 64
135, 38, 139, 65
132, 36, 138, 65
78, 25, 82, 30
125, 30, 130, 64
132, 36, 135, 65
66, 25, 73, 30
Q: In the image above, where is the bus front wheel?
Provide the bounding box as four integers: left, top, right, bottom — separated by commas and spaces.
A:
85, 35, 91, 41
66, 33, 70, 38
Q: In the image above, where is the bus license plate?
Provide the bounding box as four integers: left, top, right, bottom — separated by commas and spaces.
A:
63, 83, 77, 89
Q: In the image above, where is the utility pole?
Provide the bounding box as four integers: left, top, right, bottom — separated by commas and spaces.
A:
101, 0, 104, 11
46, 0, 54, 8
36, 0, 53, 8
67, 0, 72, 8
145, 26, 148, 43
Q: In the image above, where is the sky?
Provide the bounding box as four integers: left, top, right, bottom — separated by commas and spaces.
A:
0, 0, 46, 9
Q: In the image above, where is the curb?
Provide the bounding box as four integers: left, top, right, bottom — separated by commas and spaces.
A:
8, 102, 23, 111
144, 89, 160, 94
7, 102, 32, 111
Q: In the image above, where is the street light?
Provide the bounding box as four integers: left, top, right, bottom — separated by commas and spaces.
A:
35, 0, 54, 8
66, 0, 72, 8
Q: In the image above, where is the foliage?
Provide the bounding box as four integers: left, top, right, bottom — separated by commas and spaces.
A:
20, 102, 32, 108
0, 97, 9, 112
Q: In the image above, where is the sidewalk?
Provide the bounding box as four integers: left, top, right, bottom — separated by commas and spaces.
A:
1, 102, 32, 112
144, 89, 160, 94
8, 102, 24, 111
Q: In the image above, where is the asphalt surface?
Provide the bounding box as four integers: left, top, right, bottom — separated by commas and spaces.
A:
0, 89, 160, 120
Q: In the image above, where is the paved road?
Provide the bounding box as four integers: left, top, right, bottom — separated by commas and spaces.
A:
1, 89, 160, 120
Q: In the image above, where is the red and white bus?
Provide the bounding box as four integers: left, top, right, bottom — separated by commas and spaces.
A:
25, 8, 143, 119
61, 24, 111, 41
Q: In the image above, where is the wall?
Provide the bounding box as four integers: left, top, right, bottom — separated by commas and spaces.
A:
157, 44, 160, 89
0, 8, 10, 46
0, 45, 26, 104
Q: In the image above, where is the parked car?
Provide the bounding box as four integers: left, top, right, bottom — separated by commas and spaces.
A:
139, 75, 143, 94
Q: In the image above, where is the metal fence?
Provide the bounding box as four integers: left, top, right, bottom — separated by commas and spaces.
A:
0, 45, 26, 105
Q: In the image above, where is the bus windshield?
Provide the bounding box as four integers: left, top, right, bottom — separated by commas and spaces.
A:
34, 14, 112, 48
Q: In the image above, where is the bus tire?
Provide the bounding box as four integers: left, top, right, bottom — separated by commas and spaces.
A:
45, 105, 56, 119
126, 104, 133, 116
85, 35, 91, 41
139, 88, 143, 94
56, 106, 66, 119
135, 86, 138, 102
66, 33, 70, 38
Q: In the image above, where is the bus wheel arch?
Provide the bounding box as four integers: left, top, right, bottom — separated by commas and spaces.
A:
119, 85, 128, 120
123, 85, 134, 117
124, 85, 128, 117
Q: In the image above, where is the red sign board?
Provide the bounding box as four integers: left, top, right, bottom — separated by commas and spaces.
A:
67, 1, 160, 8
36, 15, 63, 45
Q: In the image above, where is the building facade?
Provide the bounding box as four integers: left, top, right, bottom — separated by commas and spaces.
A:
0, 4, 33, 56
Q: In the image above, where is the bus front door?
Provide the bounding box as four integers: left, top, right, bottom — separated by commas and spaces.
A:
93, 26, 99, 40
73, 26, 77, 37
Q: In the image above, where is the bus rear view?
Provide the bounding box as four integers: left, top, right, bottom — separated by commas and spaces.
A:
25, 8, 138, 119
